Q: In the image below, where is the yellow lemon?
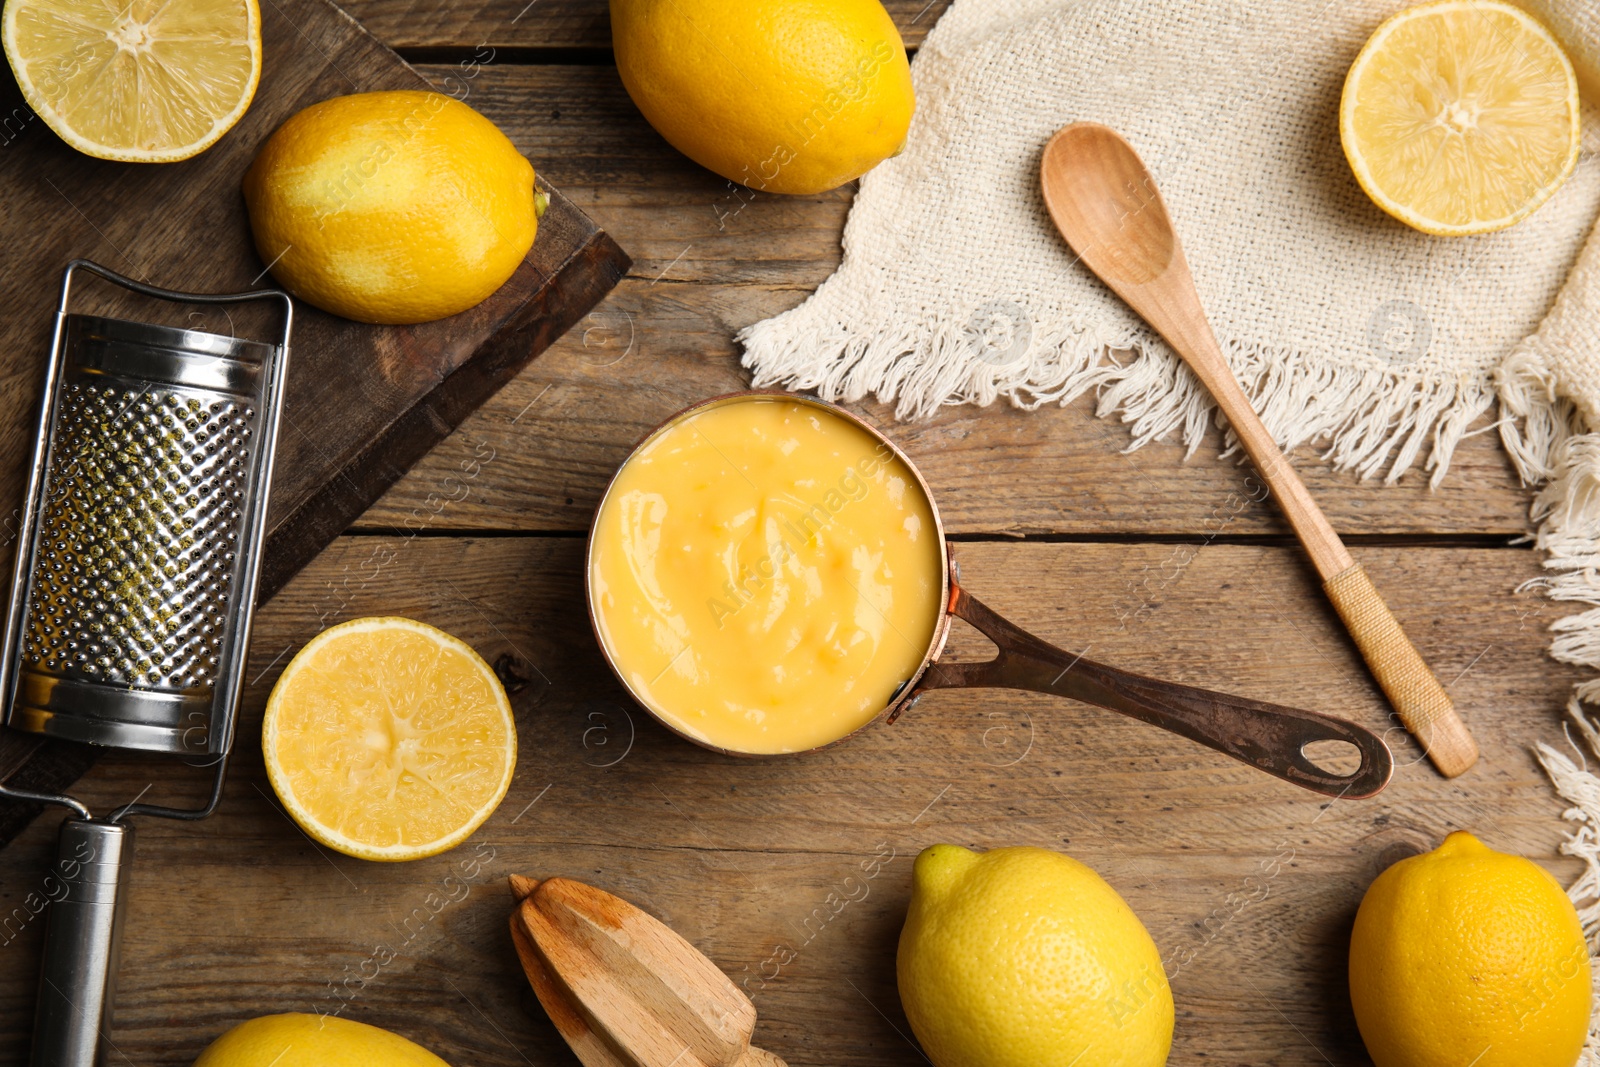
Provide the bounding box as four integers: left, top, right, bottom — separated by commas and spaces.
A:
262, 617, 516, 862
242, 91, 540, 324
897, 845, 1174, 1067
610, 0, 914, 195
193, 1013, 450, 1066
1340, 0, 1580, 236
3, 0, 260, 162
1349, 831, 1592, 1067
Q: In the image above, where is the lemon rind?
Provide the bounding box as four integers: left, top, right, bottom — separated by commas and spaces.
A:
262, 616, 517, 863
1339, 0, 1581, 238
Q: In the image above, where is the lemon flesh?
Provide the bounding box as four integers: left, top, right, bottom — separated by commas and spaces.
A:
262, 617, 516, 862
194, 1013, 452, 1066
1510, 0, 1600, 96
242, 90, 538, 325
1349, 831, 1592, 1067
610, 0, 914, 195
897, 844, 1174, 1067
1340, 0, 1580, 237
2, 0, 260, 162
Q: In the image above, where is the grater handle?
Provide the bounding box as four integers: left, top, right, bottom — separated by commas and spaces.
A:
31, 818, 133, 1067
58, 258, 294, 351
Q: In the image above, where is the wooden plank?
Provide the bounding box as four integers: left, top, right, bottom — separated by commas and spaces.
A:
343, 0, 953, 53
341, 64, 1533, 539
0, 8, 626, 845
358, 276, 1533, 539
0, 536, 1577, 1065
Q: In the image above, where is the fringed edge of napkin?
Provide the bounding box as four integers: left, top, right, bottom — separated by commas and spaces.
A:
740, 306, 1495, 486
1498, 218, 1600, 705
1536, 702, 1600, 1067
1497, 212, 1600, 1060
1500, 390, 1600, 1064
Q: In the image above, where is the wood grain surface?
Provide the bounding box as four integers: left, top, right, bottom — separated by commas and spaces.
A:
0, 1, 627, 838
341, 0, 954, 52
0, 2, 1575, 1066
0, 537, 1576, 1066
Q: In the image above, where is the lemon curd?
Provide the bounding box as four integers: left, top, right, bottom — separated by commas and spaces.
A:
589, 398, 945, 754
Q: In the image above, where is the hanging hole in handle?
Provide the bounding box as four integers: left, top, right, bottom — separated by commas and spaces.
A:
1301, 738, 1363, 777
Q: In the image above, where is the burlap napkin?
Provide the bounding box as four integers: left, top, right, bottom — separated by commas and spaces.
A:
740, 0, 1600, 488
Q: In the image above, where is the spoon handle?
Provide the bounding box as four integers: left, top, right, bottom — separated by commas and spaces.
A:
1145, 300, 1353, 577
1322, 562, 1476, 775
1118, 272, 1477, 779
1037, 121, 1477, 779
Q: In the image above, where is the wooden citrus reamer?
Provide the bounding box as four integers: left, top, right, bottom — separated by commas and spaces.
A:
509, 875, 787, 1067
1039, 122, 1477, 778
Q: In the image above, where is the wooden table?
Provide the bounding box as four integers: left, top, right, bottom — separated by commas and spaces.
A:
0, 3, 1582, 1065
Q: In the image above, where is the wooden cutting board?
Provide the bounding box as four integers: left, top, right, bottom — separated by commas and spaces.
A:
0, 0, 629, 846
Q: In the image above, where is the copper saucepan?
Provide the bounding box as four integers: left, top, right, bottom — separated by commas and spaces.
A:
585, 392, 1393, 799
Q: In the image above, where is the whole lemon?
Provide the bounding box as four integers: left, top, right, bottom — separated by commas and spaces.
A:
897, 844, 1174, 1067
1349, 831, 1592, 1067
242, 91, 539, 325
610, 0, 914, 195
193, 1013, 450, 1066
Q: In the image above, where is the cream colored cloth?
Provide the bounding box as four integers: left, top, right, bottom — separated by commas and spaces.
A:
1502, 0, 1600, 448
739, 0, 1600, 487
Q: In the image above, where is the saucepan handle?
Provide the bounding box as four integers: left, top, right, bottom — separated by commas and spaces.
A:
30, 818, 133, 1067
912, 586, 1393, 798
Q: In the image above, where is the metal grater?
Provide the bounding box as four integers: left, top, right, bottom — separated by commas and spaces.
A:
0, 260, 292, 1067
11, 324, 271, 755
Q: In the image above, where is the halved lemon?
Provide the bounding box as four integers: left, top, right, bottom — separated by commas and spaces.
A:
1340, 0, 1580, 237
263, 617, 517, 862
2, 0, 261, 162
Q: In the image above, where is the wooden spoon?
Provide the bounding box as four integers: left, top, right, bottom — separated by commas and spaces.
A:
509, 875, 787, 1067
1039, 121, 1477, 779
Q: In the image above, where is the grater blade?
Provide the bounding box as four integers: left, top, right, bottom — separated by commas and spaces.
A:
2, 265, 290, 759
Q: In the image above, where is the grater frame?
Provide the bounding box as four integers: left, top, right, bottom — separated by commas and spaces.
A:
0, 258, 292, 767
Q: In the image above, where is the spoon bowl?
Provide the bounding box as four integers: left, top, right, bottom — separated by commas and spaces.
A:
1042, 123, 1176, 287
